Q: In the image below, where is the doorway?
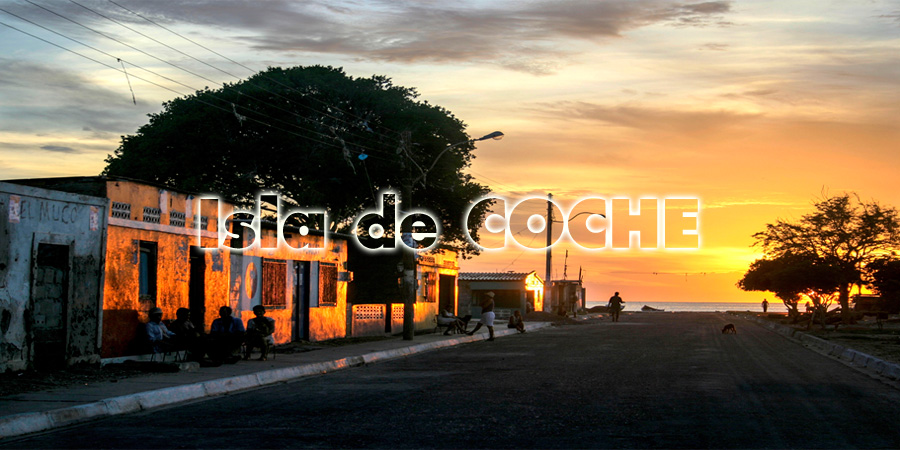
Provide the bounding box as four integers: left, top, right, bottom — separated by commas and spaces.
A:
293, 261, 310, 341
439, 274, 457, 315
189, 246, 206, 330
32, 243, 69, 371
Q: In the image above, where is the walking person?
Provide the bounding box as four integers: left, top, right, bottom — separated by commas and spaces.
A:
608, 292, 624, 322
762, 298, 769, 313
467, 291, 496, 341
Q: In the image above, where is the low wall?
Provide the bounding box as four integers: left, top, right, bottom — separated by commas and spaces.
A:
350, 304, 386, 338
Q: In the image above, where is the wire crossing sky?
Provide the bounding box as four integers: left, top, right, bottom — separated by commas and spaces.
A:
1, 0, 898, 303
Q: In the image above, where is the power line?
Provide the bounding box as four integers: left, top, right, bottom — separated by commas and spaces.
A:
20, 1, 393, 157
0, 18, 398, 166
104, 0, 403, 143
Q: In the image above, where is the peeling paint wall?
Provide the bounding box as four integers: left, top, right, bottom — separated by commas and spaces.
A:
232, 228, 348, 343
100, 181, 229, 357
0, 182, 107, 372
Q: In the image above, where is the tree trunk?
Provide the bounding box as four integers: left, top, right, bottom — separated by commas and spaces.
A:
839, 283, 851, 323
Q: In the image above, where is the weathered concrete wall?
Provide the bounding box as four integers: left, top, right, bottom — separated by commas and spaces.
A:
233, 228, 348, 343
0, 182, 107, 372
100, 181, 227, 357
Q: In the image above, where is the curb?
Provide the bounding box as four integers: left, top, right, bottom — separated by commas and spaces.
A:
732, 313, 900, 383
0, 322, 554, 440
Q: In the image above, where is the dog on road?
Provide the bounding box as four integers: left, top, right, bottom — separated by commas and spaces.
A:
722, 323, 737, 334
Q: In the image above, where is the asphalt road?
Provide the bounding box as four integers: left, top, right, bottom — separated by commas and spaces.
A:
6, 313, 900, 449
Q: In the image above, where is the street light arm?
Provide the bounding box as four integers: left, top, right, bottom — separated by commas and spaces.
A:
553, 211, 606, 223
410, 131, 503, 187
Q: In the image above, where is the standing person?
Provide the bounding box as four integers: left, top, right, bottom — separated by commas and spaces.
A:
467, 291, 496, 341
209, 306, 245, 364
608, 292, 624, 322
762, 298, 769, 313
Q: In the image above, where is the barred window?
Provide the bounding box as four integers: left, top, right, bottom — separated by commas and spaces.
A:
319, 263, 337, 307
111, 201, 131, 220
143, 207, 161, 224
262, 259, 287, 308
169, 211, 186, 227
200, 215, 209, 230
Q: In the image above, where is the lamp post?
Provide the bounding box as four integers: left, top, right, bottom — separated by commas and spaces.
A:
401, 131, 504, 340
544, 196, 604, 313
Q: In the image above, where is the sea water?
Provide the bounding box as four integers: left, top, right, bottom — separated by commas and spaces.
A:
585, 301, 775, 313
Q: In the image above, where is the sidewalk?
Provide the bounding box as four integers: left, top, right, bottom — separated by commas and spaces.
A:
730, 312, 900, 383
0, 317, 595, 439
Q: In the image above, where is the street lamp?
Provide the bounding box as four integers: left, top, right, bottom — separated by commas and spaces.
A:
400, 131, 504, 340
544, 193, 604, 313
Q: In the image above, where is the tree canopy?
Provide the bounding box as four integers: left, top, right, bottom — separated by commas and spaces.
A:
738, 253, 841, 316
747, 193, 900, 321
103, 65, 493, 256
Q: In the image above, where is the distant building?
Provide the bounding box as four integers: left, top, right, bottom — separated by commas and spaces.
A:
458, 271, 544, 320
0, 181, 108, 371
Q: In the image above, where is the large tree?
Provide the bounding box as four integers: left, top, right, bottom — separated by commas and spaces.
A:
103, 65, 492, 256
738, 253, 841, 324
750, 193, 900, 322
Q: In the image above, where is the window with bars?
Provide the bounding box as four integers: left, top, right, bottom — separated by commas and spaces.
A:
319, 263, 337, 307
111, 201, 131, 219
143, 207, 161, 224
262, 259, 287, 308
199, 215, 209, 230
169, 211, 186, 227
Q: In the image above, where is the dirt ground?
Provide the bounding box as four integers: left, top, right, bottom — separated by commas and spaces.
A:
753, 312, 900, 366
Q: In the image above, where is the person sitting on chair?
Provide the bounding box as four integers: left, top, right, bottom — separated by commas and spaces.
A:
145, 307, 175, 354
437, 309, 465, 335
169, 308, 205, 362
245, 305, 275, 361
507, 310, 526, 333
209, 306, 245, 364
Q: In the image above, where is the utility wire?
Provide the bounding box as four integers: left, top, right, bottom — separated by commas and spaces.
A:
0, 18, 398, 166
1, 6, 387, 158
82, 0, 397, 148
20, 0, 397, 158
105, 0, 402, 143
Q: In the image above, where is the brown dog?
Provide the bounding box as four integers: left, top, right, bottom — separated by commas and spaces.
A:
722, 323, 736, 334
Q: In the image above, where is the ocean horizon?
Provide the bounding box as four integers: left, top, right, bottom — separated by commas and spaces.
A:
585, 301, 776, 313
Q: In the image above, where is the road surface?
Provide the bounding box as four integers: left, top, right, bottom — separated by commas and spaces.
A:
5, 313, 900, 448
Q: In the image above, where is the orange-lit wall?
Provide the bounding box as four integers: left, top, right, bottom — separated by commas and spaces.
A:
100, 180, 228, 357
233, 228, 348, 343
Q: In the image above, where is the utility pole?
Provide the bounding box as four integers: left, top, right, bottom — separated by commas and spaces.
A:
400, 131, 416, 341
544, 193, 553, 312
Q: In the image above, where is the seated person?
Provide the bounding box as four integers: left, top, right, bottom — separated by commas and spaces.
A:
507, 310, 526, 333
209, 306, 245, 363
168, 308, 205, 361
245, 305, 275, 361
437, 309, 465, 335
146, 307, 175, 353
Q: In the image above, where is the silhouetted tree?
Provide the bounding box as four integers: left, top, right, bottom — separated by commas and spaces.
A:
751, 193, 900, 322
868, 257, 900, 313
103, 65, 493, 256
738, 253, 841, 323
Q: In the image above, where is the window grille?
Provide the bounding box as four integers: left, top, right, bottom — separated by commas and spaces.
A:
169, 211, 186, 227
111, 201, 131, 219
354, 305, 384, 321
143, 207, 161, 224
319, 264, 338, 306
262, 260, 287, 308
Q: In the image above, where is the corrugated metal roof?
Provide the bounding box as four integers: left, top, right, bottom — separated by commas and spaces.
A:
459, 271, 535, 281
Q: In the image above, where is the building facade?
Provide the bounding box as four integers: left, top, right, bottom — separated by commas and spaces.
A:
0, 182, 108, 371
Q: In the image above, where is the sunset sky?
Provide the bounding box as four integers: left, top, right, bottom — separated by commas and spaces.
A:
2, 0, 898, 304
